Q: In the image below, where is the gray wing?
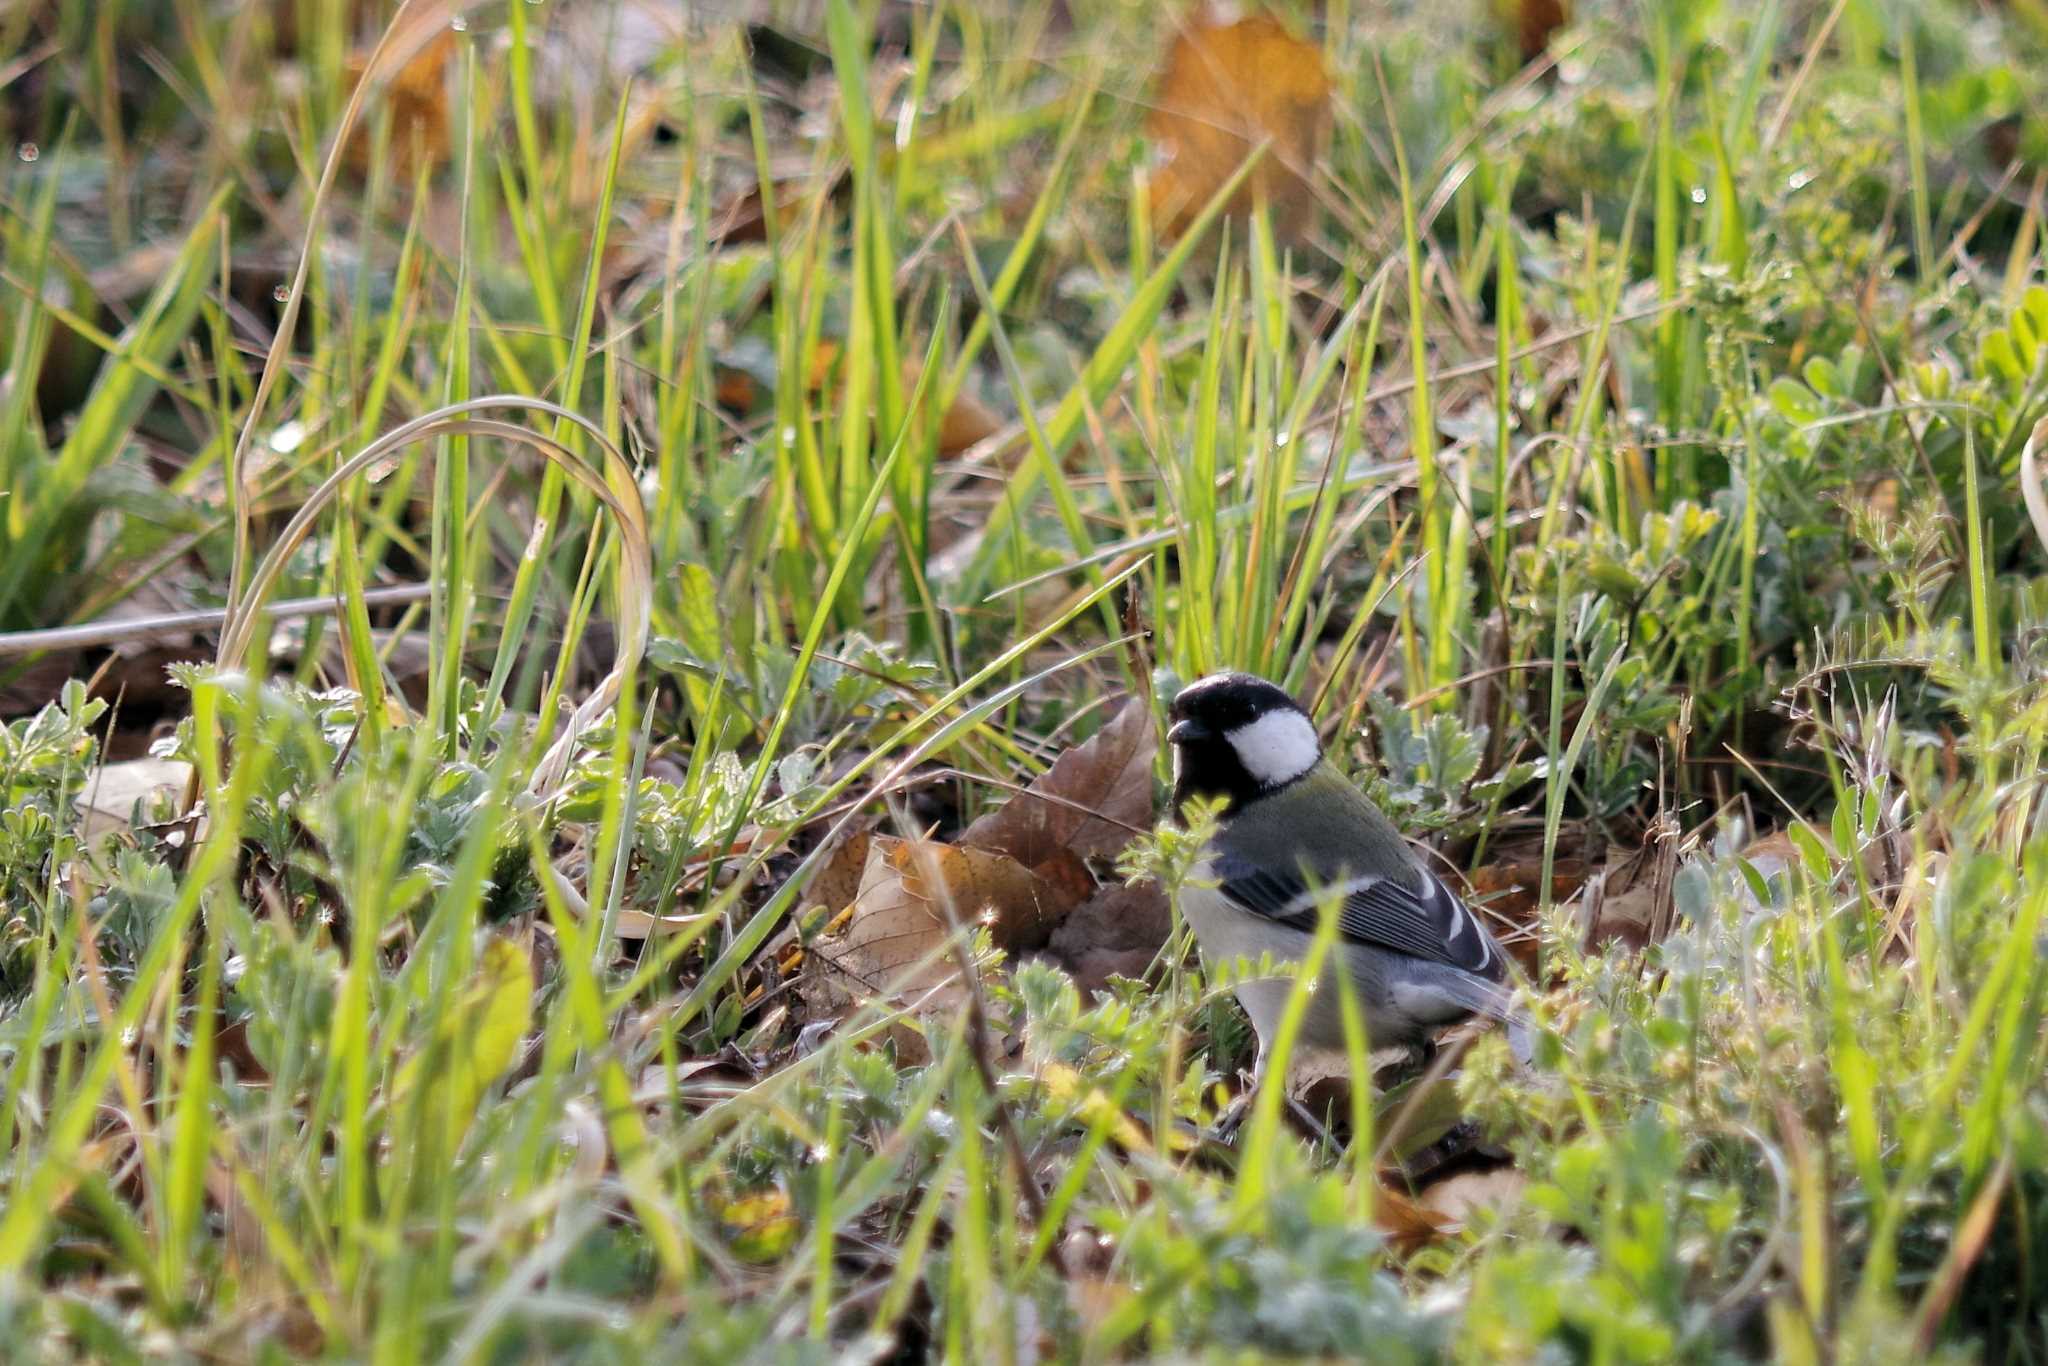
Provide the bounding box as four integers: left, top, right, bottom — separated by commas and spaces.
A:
1209, 851, 1505, 981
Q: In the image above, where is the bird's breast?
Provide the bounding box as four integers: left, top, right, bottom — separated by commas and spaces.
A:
1180, 860, 1309, 970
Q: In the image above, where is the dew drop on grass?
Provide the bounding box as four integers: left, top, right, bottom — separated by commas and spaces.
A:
450, 13, 468, 30
780, 425, 797, 447
17, 143, 37, 162
273, 284, 291, 303
1788, 170, 1816, 191
1689, 185, 1707, 204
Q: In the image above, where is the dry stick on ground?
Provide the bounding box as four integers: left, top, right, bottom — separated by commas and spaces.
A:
0, 585, 434, 658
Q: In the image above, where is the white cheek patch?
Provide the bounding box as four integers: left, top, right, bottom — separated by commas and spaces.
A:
1227, 710, 1319, 787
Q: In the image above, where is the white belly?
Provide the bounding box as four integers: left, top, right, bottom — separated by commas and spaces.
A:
1179, 877, 1310, 1050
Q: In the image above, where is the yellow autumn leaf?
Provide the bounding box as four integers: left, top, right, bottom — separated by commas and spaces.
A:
1038, 1061, 1154, 1155
718, 1187, 799, 1262
1146, 12, 1332, 240
392, 937, 533, 1131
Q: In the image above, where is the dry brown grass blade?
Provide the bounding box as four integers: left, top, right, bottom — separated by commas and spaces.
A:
1912, 1155, 2014, 1351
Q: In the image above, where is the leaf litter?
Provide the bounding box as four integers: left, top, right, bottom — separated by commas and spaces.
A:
799, 697, 1161, 1056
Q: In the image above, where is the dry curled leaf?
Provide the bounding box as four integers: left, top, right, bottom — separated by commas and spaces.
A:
860, 835, 1078, 960
1146, 11, 1332, 240
961, 698, 1157, 867
800, 701, 1154, 1038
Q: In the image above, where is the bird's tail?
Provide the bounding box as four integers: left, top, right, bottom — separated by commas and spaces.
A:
1443, 972, 1537, 1066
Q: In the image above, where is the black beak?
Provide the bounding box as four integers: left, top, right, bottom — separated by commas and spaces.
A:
1167, 719, 1211, 745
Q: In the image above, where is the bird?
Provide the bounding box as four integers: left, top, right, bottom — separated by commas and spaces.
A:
1165, 671, 1530, 1092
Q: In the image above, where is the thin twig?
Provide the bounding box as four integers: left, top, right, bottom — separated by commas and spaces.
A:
0, 584, 434, 658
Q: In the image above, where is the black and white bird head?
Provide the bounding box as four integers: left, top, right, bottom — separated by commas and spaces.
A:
1167, 672, 1321, 813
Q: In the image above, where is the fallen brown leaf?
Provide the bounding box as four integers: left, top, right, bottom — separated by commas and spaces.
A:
1030, 846, 1101, 909
799, 701, 1156, 1039
75, 757, 193, 840
343, 29, 455, 178
1466, 859, 1586, 975
863, 835, 1079, 958
719, 341, 1000, 457
1372, 1184, 1456, 1252
1728, 830, 1806, 895
214, 1017, 272, 1085
1494, 0, 1569, 62
703, 177, 833, 248
0, 650, 81, 718
1043, 880, 1173, 996
1414, 1166, 1528, 1229
804, 836, 1090, 1048
961, 698, 1157, 867
905, 362, 1004, 457
714, 366, 761, 413
1146, 12, 1332, 240
804, 830, 874, 919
